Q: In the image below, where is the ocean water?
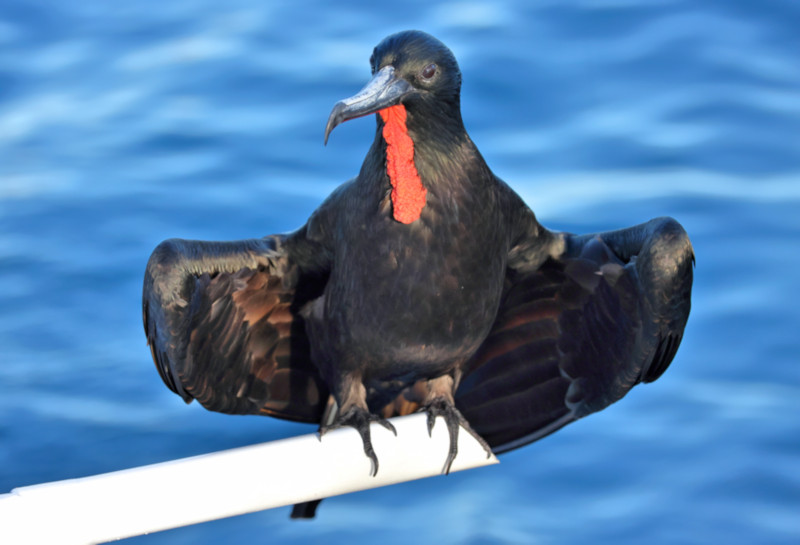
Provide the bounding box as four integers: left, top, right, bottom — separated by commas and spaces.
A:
1, 0, 799, 543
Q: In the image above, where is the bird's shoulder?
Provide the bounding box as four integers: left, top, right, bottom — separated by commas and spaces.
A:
491, 178, 567, 272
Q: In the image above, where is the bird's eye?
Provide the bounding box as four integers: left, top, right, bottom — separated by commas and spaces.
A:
421, 63, 437, 80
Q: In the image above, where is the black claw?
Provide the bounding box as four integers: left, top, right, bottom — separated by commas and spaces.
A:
319, 405, 395, 476
357, 427, 379, 477
379, 418, 398, 436
426, 410, 437, 437
421, 398, 493, 474
444, 414, 460, 474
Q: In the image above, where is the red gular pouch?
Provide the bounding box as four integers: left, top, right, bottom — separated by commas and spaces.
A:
379, 105, 427, 224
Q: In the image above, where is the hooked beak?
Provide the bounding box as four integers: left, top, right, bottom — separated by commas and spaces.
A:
324, 66, 414, 145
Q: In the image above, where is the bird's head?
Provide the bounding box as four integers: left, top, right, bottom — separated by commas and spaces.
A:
324, 30, 463, 144
324, 31, 469, 224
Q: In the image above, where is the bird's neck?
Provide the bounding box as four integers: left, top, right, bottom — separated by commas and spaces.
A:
379, 105, 427, 225
375, 102, 485, 224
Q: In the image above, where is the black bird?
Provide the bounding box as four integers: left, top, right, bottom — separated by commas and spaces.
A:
143, 30, 693, 517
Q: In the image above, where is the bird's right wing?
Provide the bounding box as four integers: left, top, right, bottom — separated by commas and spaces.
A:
455, 217, 694, 453
143, 234, 330, 422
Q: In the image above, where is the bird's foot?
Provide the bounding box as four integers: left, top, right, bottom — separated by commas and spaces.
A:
319, 405, 397, 476
422, 397, 493, 474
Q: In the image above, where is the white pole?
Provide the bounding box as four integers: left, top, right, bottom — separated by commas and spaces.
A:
0, 414, 498, 544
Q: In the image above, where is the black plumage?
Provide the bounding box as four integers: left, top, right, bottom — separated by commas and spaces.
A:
143, 30, 693, 518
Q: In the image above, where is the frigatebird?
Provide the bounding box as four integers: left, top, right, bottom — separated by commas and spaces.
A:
143, 30, 693, 518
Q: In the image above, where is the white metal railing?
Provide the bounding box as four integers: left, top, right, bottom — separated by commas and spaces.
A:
0, 414, 498, 544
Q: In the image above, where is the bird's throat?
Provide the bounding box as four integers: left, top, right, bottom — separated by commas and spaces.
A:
379, 105, 427, 224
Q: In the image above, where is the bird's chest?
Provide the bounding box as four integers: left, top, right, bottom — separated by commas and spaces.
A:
323, 188, 508, 375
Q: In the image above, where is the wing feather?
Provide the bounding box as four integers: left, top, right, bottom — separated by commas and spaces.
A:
454, 217, 694, 454
143, 234, 330, 423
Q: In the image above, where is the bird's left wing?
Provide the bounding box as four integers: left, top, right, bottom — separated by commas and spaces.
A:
143, 234, 330, 422
455, 217, 694, 453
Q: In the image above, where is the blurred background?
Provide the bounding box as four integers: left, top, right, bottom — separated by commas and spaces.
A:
1, 0, 798, 543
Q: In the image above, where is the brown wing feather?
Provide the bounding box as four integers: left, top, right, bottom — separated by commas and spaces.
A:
143, 235, 330, 423
453, 217, 693, 454
453, 257, 616, 451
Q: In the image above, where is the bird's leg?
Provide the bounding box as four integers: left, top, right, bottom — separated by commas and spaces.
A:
420, 374, 493, 474
319, 378, 396, 476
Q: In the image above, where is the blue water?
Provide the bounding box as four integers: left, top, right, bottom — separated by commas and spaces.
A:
1, 0, 799, 543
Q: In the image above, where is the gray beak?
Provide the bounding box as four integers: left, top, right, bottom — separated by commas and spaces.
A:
324, 66, 414, 145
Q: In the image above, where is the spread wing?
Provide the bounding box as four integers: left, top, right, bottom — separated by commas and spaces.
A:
143, 233, 330, 422
455, 217, 694, 453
